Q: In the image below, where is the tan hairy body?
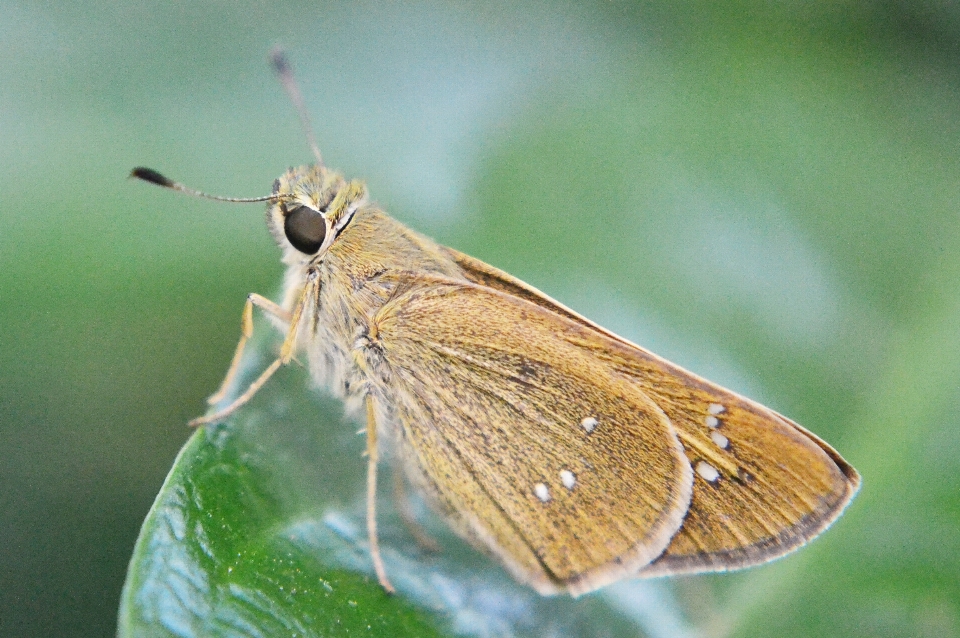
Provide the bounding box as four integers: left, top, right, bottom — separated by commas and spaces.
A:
256, 165, 857, 596
133, 52, 859, 598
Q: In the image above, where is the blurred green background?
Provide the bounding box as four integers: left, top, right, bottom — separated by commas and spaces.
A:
3, 0, 960, 636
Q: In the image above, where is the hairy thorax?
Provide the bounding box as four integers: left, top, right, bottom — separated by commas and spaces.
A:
278, 204, 465, 416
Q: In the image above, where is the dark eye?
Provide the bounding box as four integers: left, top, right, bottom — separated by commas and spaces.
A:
283, 205, 327, 254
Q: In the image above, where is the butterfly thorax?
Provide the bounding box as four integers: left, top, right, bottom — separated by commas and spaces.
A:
269, 165, 467, 413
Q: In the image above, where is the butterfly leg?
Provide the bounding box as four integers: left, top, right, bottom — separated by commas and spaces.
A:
190, 276, 314, 427
365, 395, 395, 593
206, 293, 292, 406
393, 470, 440, 553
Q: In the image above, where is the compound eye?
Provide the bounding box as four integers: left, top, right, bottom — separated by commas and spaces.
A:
283, 205, 327, 254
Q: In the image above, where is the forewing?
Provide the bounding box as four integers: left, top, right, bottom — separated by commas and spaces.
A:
374, 281, 693, 596
446, 247, 860, 576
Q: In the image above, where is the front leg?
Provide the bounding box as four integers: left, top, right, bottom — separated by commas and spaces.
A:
190, 272, 317, 427
206, 293, 291, 406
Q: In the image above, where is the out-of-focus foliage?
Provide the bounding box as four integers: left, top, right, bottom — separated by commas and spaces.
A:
3, 1, 959, 636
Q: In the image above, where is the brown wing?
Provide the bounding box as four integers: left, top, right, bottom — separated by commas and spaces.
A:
444, 247, 860, 576
373, 281, 693, 596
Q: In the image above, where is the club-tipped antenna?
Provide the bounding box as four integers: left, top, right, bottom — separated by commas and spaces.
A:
270, 47, 324, 166
129, 167, 278, 202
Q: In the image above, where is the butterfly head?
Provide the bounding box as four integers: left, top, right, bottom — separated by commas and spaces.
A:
268, 164, 368, 259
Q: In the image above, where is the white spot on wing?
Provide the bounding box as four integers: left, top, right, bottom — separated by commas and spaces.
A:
708, 403, 726, 415
581, 416, 598, 433
560, 470, 576, 490
534, 483, 551, 502
711, 431, 730, 449
695, 461, 720, 483
705, 416, 720, 428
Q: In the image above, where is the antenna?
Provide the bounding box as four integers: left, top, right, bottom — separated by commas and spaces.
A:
129, 167, 278, 202
132, 50, 321, 201
270, 47, 324, 166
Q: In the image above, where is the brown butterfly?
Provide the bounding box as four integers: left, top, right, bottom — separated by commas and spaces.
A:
132, 50, 859, 597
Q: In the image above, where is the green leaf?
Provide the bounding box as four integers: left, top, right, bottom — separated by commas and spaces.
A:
117, 336, 693, 638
